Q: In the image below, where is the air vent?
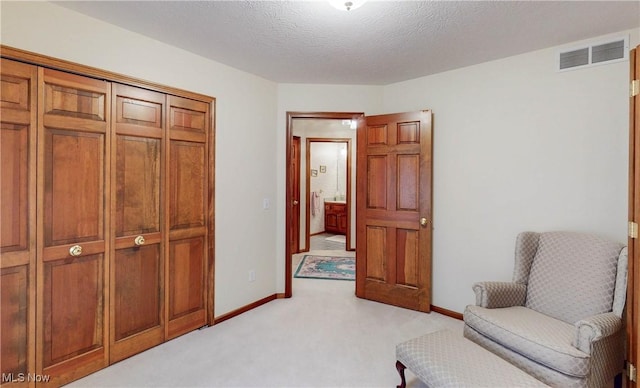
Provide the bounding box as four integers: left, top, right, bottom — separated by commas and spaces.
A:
559, 48, 589, 70
558, 36, 628, 71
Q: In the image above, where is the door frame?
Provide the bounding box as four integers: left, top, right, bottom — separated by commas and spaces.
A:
628, 44, 639, 388
305, 138, 352, 251
285, 111, 363, 297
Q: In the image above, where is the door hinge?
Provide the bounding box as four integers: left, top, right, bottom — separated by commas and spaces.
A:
627, 361, 637, 382
632, 80, 640, 98
629, 222, 638, 239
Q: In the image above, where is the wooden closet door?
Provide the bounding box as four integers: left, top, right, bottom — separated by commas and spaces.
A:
110, 84, 165, 362
0, 59, 37, 388
166, 95, 210, 339
37, 68, 110, 386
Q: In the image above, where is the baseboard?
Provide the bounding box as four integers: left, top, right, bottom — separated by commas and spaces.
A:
213, 294, 277, 325
430, 305, 463, 320
276, 293, 287, 299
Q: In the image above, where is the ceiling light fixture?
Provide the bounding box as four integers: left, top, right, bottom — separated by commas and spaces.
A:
329, 1, 366, 11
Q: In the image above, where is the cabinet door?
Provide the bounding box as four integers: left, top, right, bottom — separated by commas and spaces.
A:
110, 84, 165, 363
0, 59, 37, 387
166, 95, 210, 339
37, 68, 110, 386
1, 59, 37, 388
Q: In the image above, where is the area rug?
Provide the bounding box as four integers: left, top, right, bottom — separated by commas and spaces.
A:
294, 255, 355, 281
325, 235, 346, 243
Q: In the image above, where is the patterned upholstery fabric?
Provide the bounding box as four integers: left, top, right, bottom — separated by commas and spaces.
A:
525, 232, 623, 324
612, 247, 628, 317
473, 281, 527, 308
464, 305, 589, 377
463, 231, 627, 388
396, 330, 548, 387
464, 325, 586, 388
573, 312, 622, 354
513, 231, 540, 284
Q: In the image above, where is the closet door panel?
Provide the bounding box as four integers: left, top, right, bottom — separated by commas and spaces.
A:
114, 245, 161, 340
1, 59, 36, 388
110, 84, 165, 363
38, 68, 110, 386
1, 267, 28, 379
167, 96, 209, 339
44, 129, 104, 246
169, 141, 205, 230
1, 123, 28, 254
42, 255, 103, 366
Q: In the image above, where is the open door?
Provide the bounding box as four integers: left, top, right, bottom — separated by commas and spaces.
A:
291, 136, 301, 254
356, 110, 433, 312
628, 44, 639, 387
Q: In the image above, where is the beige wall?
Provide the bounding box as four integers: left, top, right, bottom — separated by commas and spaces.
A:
1, 1, 279, 317
278, 30, 640, 312
3, 1, 639, 315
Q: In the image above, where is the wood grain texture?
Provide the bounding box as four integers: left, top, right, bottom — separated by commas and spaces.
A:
628, 45, 640, 388
110, 84, 165, 363
166, 95, 209, 338
0, 59, 37, 388
356, 111, 433, 313
1, 47, 215, 386
1, 267, 28, 375
113, 246, 161, 341
37, 68, 110, 385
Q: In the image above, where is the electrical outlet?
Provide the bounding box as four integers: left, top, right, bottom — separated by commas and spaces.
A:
249, 270, 256, 282
263, 198, 270, 210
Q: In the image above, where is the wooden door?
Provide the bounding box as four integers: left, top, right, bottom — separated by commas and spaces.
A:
0, 59, 37, 388
291, 136, 301, 253
36, 68, 110, 385
356, 111, 433, 312
166, 95, 210, 339
110, 84, 165, 362
629, 45, 639, 388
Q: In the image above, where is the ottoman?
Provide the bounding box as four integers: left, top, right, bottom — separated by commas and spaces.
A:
395, 330, 549, 387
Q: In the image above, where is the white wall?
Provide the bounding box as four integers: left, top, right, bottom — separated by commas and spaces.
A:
383, 30, 640, 312
309, 142, 346, 234
1, 1, 279, 317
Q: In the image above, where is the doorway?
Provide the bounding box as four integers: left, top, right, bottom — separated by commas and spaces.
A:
285, 112, 363, 297
305, 138, 352, 253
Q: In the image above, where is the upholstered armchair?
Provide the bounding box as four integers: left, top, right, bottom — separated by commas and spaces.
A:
463, 231, 627, 388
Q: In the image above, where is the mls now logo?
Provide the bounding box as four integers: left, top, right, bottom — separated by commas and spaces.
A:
2, 373, 51, 383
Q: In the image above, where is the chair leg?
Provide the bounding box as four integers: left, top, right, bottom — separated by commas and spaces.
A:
396, 360, 407, 388
614, 372, 622, 388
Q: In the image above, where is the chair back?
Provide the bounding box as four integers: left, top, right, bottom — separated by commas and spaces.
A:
524, 232, 624, 323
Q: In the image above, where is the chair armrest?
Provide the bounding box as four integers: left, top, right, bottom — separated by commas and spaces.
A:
472, 281, 526, 308
573, 312, 622, 354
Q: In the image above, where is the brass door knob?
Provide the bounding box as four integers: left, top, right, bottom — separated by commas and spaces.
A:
420, 217, 429, 227
134, 235, 145, 246
69, 245, 83, 256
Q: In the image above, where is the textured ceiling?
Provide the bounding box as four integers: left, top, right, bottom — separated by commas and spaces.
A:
54, 1, 640, 85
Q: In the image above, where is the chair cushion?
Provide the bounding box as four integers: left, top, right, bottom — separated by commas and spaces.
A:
464, 305, 589, 378
525, 232, 623, 324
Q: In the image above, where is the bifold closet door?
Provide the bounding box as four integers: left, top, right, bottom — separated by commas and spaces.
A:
37, 68, 110, 386
166, 95, 210, 339
110, 84, 165, 363
0, 59, 37, 388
